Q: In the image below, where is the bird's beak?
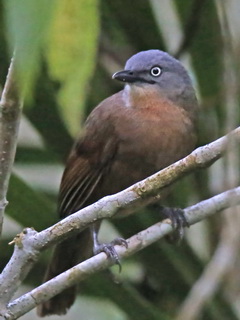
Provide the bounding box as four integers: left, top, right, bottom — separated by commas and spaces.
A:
112, 70, 140, 83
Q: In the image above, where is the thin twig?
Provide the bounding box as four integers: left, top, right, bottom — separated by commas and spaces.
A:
0, 56, 23, 236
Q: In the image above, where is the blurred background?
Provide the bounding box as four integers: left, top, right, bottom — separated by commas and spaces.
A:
1, 0, 240, 319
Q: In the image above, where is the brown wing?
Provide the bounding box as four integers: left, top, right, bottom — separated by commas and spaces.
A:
58, 155, 104, 218
57, 97, 121, 218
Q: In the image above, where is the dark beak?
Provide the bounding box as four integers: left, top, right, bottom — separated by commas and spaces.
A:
112, 70, 141, 83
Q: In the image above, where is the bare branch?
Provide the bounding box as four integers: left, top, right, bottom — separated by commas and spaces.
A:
2, 186, 240, 320
0, 126, 239, 317
0, 57, 23, 235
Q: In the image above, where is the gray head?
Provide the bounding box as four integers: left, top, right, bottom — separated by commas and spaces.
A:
113, 50, 198, 112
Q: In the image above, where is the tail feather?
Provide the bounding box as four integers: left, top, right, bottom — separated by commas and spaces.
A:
37, 286, 77, 316
37, 229, 93, 317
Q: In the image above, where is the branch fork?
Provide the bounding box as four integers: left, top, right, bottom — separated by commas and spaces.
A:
0, 125, 239, 318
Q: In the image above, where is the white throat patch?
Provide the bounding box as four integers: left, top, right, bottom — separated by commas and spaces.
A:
123, 84, 132, 108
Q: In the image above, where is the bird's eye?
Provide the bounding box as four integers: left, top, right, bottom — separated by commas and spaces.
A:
150, 66, 161, 77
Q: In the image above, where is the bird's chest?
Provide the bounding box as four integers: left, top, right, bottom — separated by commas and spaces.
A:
114, 104, 195, 172
97, 101, 196, 198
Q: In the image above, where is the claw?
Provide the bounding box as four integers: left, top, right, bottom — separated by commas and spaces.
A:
160, 207, 189, 243
93, 237, 128, 272
111, 237, 128, 248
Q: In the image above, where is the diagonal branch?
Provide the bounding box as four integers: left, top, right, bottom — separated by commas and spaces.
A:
0, 56, 23, 236
0, 126, 239, 316
3, 186, 240, 320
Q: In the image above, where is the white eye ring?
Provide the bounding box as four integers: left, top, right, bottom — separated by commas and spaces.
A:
150, 66, 161, 77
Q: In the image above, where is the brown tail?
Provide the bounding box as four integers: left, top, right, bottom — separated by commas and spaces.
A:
37, 228, 93, 316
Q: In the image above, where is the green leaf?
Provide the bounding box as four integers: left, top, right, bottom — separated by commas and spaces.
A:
3, 0, 56, 96
174, 0, 223, 98
6, 174, 56, 231
104, 0, 165, 52
26, 63, 74, 160
45, 0, 99, 136
84, 272, 171, 320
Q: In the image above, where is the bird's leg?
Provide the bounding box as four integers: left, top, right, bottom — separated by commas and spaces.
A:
158, 206, 189, 243
91, 223, 128, 272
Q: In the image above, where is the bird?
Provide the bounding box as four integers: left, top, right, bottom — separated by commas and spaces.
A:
37, 49, 198, 316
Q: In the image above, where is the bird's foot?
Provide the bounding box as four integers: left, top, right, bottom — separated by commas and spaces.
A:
93, 238, 128, 272
160, 207, 189, 243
